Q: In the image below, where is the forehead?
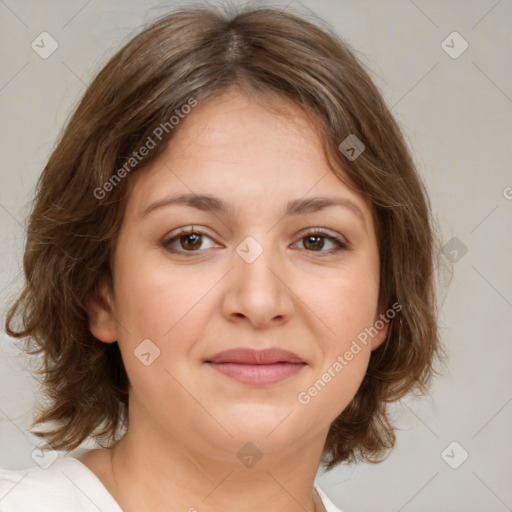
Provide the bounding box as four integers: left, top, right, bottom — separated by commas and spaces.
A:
164, 88, 325, 166
125, 88, 372, 223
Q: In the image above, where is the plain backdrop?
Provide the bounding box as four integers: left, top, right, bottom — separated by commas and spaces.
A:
1, 1, 511, 511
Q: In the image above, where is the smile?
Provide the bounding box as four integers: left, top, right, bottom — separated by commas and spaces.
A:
207, 361, 306, 386
205, 347, 307, 386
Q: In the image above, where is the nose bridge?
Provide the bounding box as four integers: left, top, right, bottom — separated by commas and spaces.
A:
223, 233, 293, 325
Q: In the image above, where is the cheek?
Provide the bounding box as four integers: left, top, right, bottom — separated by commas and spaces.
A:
294, 255, 378, 415
112, 245, 204, 336
111, 254, 210, 398
299, 258, 380, 346
305, 352, 370, 430
297, 304, 373, 427
111, 246, 225, 378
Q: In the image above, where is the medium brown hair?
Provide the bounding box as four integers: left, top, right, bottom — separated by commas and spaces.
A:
4, 3, 446, 469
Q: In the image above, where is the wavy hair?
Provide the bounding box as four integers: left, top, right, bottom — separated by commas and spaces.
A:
4, 3, 447, 469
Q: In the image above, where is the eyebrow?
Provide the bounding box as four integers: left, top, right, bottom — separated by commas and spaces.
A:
142, 193, 367, 229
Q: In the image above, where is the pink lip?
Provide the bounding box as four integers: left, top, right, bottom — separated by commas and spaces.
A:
205, 348, 307, 386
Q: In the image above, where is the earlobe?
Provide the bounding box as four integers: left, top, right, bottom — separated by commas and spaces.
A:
86, 278, 118, 343
370, 311, 390, 351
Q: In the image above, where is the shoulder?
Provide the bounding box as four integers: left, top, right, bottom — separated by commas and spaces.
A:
315, 484, 345, 512
0, 458, 76, 512
0, 456, 122, 512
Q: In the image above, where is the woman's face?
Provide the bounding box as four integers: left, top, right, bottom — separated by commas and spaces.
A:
89, 87, 388, 461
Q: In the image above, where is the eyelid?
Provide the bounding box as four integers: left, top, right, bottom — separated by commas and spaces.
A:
162, 226, 223, 255
295, 228, 351, 253
162, 225, 350, 256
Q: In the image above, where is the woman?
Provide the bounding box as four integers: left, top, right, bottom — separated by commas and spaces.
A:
1, 4, 445, 511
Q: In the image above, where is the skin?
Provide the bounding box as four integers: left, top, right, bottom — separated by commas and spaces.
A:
83, 86, 388, 512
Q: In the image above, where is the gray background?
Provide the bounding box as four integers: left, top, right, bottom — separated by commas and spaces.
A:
1, 1, 511, 511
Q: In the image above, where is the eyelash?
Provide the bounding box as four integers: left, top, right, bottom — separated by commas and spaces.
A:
161, 226, 349, 257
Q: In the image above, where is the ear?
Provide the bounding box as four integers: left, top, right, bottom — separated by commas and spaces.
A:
86, 277, 118, 343
370, 310, 390, 351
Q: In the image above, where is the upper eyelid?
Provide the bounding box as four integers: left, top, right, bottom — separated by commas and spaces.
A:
165, 227, 219, 244
165, 226, 344, 240
295, 226, 344, 239
294, 227, 350, 247
163, 226, 348, 250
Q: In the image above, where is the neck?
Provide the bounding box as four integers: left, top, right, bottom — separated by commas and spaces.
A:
104, 421, 328, 512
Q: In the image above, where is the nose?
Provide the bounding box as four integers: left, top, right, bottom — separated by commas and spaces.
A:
221, 242, 295, 328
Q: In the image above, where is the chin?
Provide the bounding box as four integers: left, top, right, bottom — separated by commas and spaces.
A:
210, 402, 314, 450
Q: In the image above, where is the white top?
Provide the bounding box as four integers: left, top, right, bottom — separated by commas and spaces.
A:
0, 456, 343, 511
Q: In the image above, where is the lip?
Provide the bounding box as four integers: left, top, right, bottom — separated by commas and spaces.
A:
207, 348, 305, 365
205, 348, 307, 386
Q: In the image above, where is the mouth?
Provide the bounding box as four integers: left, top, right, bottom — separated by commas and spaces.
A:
205, 348, 307, 386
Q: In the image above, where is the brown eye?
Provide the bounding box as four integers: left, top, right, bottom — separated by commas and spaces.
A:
179, 233, 203, 251
162, 227, 221, 256
303, 235, 325, 251
292, 229, 348, 255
